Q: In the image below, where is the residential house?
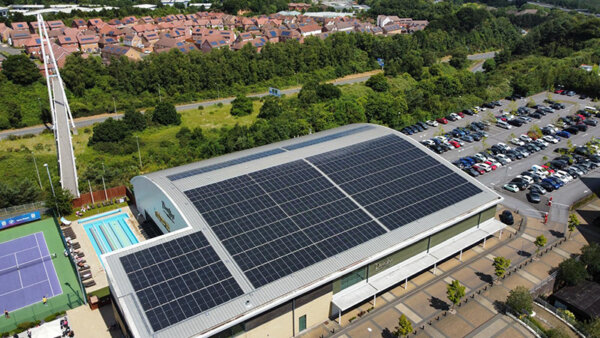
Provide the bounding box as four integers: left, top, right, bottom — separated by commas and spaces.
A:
78, 34, 100, 53
0, 23, 10, 42
108, 18, 122, 26
49, 43, 74, 68
262, 28, 280, 42
10, 30, 31, 47
123, 33, 143, 48
57, 35, 78, 51
382, 23, 402, 35
288, 3, 311, 11
101, 45, 141, 64
200, 35, 230, 53
142, 31, 160, 47
47, 20, 66, 31
408, 20, 428, 32
376, 15, 400, 28
72, 19, 87, 30
298, 24, 322, 37
87, 18, 103, 30
139, 16, 154, 24
153, 36, 195, 53
29, 21, 48, 33
279, 29, 302, 42
236, 32, 253, 43
371, 26, 384, 35
122, 16, 137, 25
24, 36, 41, 55
11, 22, 28, 31
99, 36, 119, 48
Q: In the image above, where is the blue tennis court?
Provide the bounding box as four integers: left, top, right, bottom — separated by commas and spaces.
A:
0, 232, 62, 312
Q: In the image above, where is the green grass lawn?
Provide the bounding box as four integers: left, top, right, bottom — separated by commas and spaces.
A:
0, 218, 85, 335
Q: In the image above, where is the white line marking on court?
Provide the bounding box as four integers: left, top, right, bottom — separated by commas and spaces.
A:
0, 280, 49, 297
34, 233, 54, 297
0, 246, 37, 260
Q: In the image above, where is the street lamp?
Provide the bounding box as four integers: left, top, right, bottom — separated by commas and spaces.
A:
101, 163, 108, 202
135, 136, 142, 168
32, 152, 42, 189
43, 163, 55, 198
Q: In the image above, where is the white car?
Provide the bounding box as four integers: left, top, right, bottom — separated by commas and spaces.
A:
478, 163, 492, 172
519, 134, 533, 143
496, 142, 511, 150
475, 106, 486, 112
489, 159, 502, 168
516, 175, 534, 184
496, 154, 512, 163
452, 138, 465, 146
534, 139, 549, 147
451, 113, 462, 120
426, 120, 439, 127
503, 184, 519, 193
511, 138, 525, 146
556, 170, 573, 183
543, 135, 559, 144
531, 165, 549, 177
546, 124, 559, 133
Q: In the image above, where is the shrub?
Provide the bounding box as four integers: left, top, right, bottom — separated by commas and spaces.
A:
230, 96, 253, 116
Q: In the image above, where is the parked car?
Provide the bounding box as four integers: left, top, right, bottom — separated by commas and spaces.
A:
436, 117, 448, 124
543, 135, 559, 144
497, 121, 511, 129
527, 192, 541, 203
503, 184, 519, 193
511, 138, 525, 146
556, 131, 571, 138
529, 184, 547, 195
427, 120, 439, 126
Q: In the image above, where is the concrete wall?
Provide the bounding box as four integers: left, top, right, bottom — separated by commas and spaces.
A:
294, 292, 333, 336
243, 310, 293, 338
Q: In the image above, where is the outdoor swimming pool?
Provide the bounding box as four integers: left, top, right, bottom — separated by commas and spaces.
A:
84, 213, 138, 261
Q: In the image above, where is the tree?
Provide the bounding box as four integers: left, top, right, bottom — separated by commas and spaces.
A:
446, 280, 466, 311
88, 118, 129, 145
45, 185, 74, 216
557, 258, 588, 286
316, 83, 341, 100
483, 58, 496, 72
258, 96, 283, 119
122, 109, 147, 131
566, 213, 579, 239
493, 256, 511, 279
366, 73, 390, 92
1, 54, 41, 85
395, 314, 412, 337
41, 106, 52, 130
449, 49, 469, 69
506, 286, 533, 315
230, 96, 254, 117
6, 102, 23, 128
534, 235, 547, 254
152, 102, 181, 125
581, 243, 600, 281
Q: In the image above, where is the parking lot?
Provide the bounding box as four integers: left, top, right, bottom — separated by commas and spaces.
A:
407, 91, 600, 221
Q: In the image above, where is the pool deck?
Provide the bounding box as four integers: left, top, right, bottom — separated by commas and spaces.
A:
69, 206, 144, 294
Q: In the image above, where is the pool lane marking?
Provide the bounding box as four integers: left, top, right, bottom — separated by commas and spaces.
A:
34, 234, 54, 297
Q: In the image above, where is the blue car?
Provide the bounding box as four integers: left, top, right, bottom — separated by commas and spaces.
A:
556, 130, 571, 138
401, 127, 413, 135
542, 178, 560, 189
549, 176, 564, 187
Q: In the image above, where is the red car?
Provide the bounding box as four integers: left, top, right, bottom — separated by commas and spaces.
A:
436, 117, 448, 124
472, 165, 485, 174
449, 140, 460, 148
541, 165, 555, 174
457, 111, 465, 118
555, 89, 564, 94
484, 161, 498, 170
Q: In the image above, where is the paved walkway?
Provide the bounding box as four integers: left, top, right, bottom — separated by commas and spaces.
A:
66, 304, 120, 338
301, 206, 589, 338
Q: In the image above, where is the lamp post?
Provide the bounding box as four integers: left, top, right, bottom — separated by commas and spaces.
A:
101, 163, 108, 202
135, 136, 142, 168
44, 163, 59, 216
32, 152, 43, 189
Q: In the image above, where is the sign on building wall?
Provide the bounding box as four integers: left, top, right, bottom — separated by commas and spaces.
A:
0, 211, 41, 230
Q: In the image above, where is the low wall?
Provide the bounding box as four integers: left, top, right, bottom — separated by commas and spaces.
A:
72, 186, 127, 208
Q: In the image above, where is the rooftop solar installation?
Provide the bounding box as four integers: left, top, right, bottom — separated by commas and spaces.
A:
307, 135, 482, 230
167, 148, 286, 181
184, 160, 386, 288
282, 125, 373, 151
120, 231, 243, 332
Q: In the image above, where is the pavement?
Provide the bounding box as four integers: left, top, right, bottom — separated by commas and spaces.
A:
66, 303, 120, 338
406, 91, 600, 223
0, 70, 381, 140
0, 43, 22, 56
300, 206, 590, 338
467, 52, 496, 73
51, 76, 80, 198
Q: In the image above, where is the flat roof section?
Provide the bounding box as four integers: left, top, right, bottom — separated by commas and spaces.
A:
104, 124, 502, 338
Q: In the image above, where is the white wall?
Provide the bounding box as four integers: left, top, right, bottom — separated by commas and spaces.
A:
131, 176, 188, 234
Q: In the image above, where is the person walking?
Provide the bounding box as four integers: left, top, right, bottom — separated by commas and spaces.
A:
42, 296, 47, 305
4, 309, 8, 318
26, 328, 32, 338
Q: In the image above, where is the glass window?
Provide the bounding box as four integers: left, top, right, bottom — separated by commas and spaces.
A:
340, 267, 367, 291
299, 315, 307, 332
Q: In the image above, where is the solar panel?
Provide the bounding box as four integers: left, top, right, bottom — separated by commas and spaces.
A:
168, 148, 286, 181
307, 135, 482, 231
120, 231, 243, 332
282, 125, 373, 151
184, 160, 386, 288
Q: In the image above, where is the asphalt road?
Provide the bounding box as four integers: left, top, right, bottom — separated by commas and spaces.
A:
468, 51, 496, 73
0, 43, 22, 56
527, 1, 600, 16
407, 92, 600, 222
0, 72, 376, 140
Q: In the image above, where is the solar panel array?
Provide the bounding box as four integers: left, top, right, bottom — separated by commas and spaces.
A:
307, 135, 482, 230
184, 160, 386, 288
282, 125, 373, 151
120, 232, 243, 332
168, 148, 286, 181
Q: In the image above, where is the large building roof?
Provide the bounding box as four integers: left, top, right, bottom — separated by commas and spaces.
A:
104, 123, 501, 337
